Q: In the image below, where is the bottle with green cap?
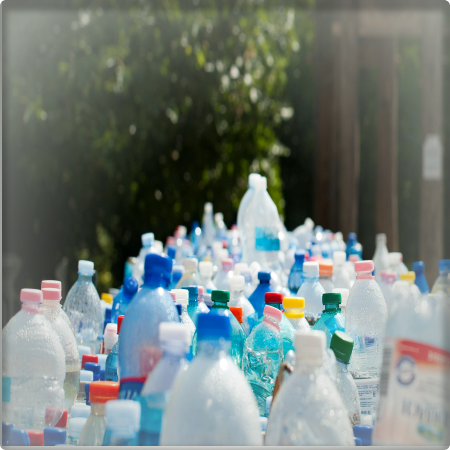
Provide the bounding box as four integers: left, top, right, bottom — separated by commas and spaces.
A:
330, 331, 361, 426
191, 290, 246, 368
312, 292, 345, 347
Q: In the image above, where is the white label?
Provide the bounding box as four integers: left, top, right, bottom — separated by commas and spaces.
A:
354, 377, 379, 418
422, 134, 442, 180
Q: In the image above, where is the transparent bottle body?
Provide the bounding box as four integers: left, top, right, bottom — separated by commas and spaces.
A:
77, 402, 107, 446
373, 242, 390, 282
110, 291, 132, 324
179, 306, 196, 343
214, 269, 233, 291
297, 275, 326, 325
319, 275, 334, 293
288, 263, 303, 294
312, 308, 345, 347
431, 271, 450, 296
229, 289, 258, 335
335, 359, 361, 426
286, 315, 311, 333
175, 270, 200, 289
105, 341, 119, 381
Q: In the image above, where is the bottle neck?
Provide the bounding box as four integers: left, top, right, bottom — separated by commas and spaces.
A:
303, 273, 319, 282
161, 340, 189, 357
323, 304, 340, 313
230, 289, 244, 300
263, 316, 280, 331
143, 273, 170, 288
21, 301, 42, 314
91, 402, 106, 416
356, 271, 374, 280
259, 280, 270, 287
78, 273, 93, 283
336, 358, 349, 371
197, 339, 231, 357
212, 300, 229, 310
265, 302, 282, 311
188, 297, 198, 307
41, 300, 61, 318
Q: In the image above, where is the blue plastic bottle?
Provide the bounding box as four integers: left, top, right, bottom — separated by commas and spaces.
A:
346, 232, 363, 260
118, 254, 179, 399
312, 293, 345, 347
110, 277, 138, 324
189, 220, 202, 254
138, 323, 190, 445
288, 250, 305, 294
105, 316, 124, 382
102, 400, 140, 446
248, 271, 274, 320
169, 265, 184, 290
182, 285, 202, 326
84, 362, 101, 381
412, 261, 430, 294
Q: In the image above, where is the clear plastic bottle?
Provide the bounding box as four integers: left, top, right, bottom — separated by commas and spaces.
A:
2, 289, 66, 429
63, 261, 103, 354
292, 217, 315, 250
248, 270, 274, 320
41, 287, 81, 413
372, 233, 390, 282
282, 297, 311, 332
332, 288, 349, 319
198, 261, 216, 293
132, 232, 157, 285
102, 323, 118, 356
330, 331, 361, 426
105, 316, 123, 382
160, 314, 262, 446
182, 285, 203, 327
102, 400, 140, 446
319, 259, 334, 293
288, 250, 305, 295
388, 252, 408, 277
138, 323, 190, 445
118, 254, 179, 399
242, 269, 256, 299
213, 258, 234, 291
265, 330, 355, 445
412, 261, 430, 294
333, 251, 352, 289
67, 417, 86, 445
214, 212, 228, 241
312, 292, 345, 347
229, 275, 258, 335
378, 271, 397, 311
399, 271, 422, 300
431, 259, 450, 296
297, 262, 326, 326
197, 286, 210, 313
243, 305, 283, 416
170, 289, 196, 343
110, 276, 138, 324
175, 258, 200, 288
77, 381, 119, 446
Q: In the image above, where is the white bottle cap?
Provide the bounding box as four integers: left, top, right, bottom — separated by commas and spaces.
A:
199, 261, 213, 277
105, 400, 141, 431
78, 260, 94, 276
303, 261, 319, 276
78, 346, 91, 362
361, 415, 373, 426
171, 289, 189, 306
70, 404, 91, 419
214, 212, 224, 222
79, 369, 94, 382
204, 202, 213, 213
230, 275, 245, 290
212, 241, 223, 253
68, 418, 87, 439
234, 263, 248, 275
159, 322, 191, 346
103, 323, 118, 351
141, 232, 155, 247
178, 226, 187, 238
305, 218, 315, 230
332, 288, 349, 308
248, 173, 261, 188
333, 251, 346, 265
154, 240, 163, 253
183, 258, 198, 271
389, 252, 402, 265
334, 231, 343, 241
295, 330, 326, 365
95, 354, 107, 371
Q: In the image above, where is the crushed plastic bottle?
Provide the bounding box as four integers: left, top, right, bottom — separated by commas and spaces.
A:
248, 270, 274, 320
372, 234, 390, 282
228, 275, 258, 335
283, 297, 311, 332
102, 400, 140, 446
110, 276, 138, 324
312, 292, 345, 347
175, 258, 200, 289
288, 250, 305, 295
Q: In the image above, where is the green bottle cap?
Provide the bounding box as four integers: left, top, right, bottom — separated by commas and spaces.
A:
322, 292, 341, 305
330, 330, 354, 363
211, 290, 230, 303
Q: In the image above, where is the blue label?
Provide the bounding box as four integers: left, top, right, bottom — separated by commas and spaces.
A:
119, 378, 145, 400
105, 368, 118, 382
2, 377, 11, 403
255, 227, 280, 251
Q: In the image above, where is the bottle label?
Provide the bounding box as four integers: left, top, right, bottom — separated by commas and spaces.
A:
255, 227, 280, 252
374, 337, 450, 445
2, 377, 11, 403
118, 377, 146, 400
105, 367, 118, 382
353, 377, 379, 417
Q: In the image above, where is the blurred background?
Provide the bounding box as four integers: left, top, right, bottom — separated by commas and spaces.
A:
3, 0, 449, 326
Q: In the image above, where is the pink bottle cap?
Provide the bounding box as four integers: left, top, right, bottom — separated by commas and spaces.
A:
20, 289, 43, 303
222, 258, 234, 270
42, 288, 62, 301
355, 260, 374, 273
170, 292, 176, 302
41, 280, 61, 290
198, 286, 204, 296
263, 305, 282, 323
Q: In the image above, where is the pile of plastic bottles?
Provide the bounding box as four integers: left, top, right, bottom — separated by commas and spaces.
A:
2, 172, 450, 446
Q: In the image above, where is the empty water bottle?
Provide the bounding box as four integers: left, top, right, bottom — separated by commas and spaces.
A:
389, 252, 408, 277
132, 232, 156, 285
297, 261, 326, 325
431, 259, 450, 296
182, 285, 203, 326
171, 289, 196, 343
372, 234, 390, 282
102, 400, 140, 445
110, 276, 138, 324
175, 258, 200, 288
312, 292, 345, 347
248, 270, 274, 320
288, 250, 305, 294
229, 275, 258, 335
346, 232, 362, 260
333, 251, 352, 289
105, 316, 123, 382
412, 261, 430, 294
198, 261, 216, 293
319, 260, 334, 293
214, 257, 234, 291
283, 297, 311, 332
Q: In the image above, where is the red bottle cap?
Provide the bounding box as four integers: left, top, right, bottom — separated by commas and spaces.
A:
117, 315, 124, 334
82, 354, 98, 369
27, 430, 44, 446
264, 292, 283, 304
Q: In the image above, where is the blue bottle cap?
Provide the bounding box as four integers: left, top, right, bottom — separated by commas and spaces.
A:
123, 276, 139, 298
439, 259, 450, 272
175, 303, 182, 316
412, 261, 425, 273
84, 363, 101, 381
167, 246, 176, 259
9, 429, 30, 446
100, 369, 106, 381
197, 313, 231, 342
353, 424, 373, 446
348, 232, 357, 241
85, 382, 90, 402
258, 270, 271, 281
144, 253, 173, 281
294, 250, 305, 261
105, 308, 112, 321
354, 437, 362, 446
44, 427, 66, 446
182, 285, 198, 299
2, 422, 13, 445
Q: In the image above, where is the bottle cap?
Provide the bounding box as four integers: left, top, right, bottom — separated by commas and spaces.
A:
234, 263, 248, 275
142, 232, 155, 247
167, 246, 176, 260
3, 422, 13, 444
330, 330, 354, 363
380, 271, 397, 284
283, 297, 305, 309
265, 292, 283, 304
254, 176, 267, 190
388, 252, 402, 265
183, 258, 198, 272
81, 354, 98, 369
229, 275, 245, 290
182, 285, 198, 300
20, 289, 42, 303
412, 261, 425, 273
154, 241, 163, 253
439, 259, 450, 272
105, 400, 141, 430
211, 290, 230, 303
27, 430, 44, 446
44, 427, 66, 446
79, 369, 94, 382
198, 286, 204, 296
78, 260, 94, 276
295, 330, 326, 364
41, 287, 61, 301
332, 288, 349, 307
10, 429, 30, 446
101, 293, 113, 304
171, 289, 189, 305
96, 354, 107, 370
100, 369, 106, 381
333, 251, 346, 265
204, 202, 213, 213
144, 253, 173, 281
55, 409, 68, 428
400, 271, 415, 285
221, 258, 234, 270
353, 424, 373, 446
41, 280, 61, 290
203, 293, 213, 307
89, 381, 120, 403
248, 172, 261, 188
361, 415, 373, 425
263, 305, 282, 323
123, 276, 138, 298
104, 323, 118, 343
355, 260, 374, 274
175, 303, 182, 316
68, 418, 86, 439
197, 313, 231, 341
84, 363, 101, 380
322, 292, 341, 306
199, 261, 213, 277
303, 261, 319, 275
258, 270, 271, 281
319, 260, 333, 276
70, 404, 91, 419
117, 316, 124, 334
348, 232, 357, 242
355, 437, 362, 446
159, 322, 191, 346
229, 306, 243, 323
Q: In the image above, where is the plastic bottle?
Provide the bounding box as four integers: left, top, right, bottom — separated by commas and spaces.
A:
388, 252, 408, 277
372, 233, 390, 282
43, 427, 66, 446
102, 400, 140, 446
77, 381, 119, 446
199, 202, 215, 251
198, 261, 216, 293
118, 254, 179, 399
132, 232, 156, 285
63, 260, 103, 353
160, 314, 262, 446
41, 287, 81, 413
110, 276, 138, 324
431, 259, 450, 296
265, 330, 355, 445
175, 258, 200, 288
319, 260, 334, 293
378, 271, 397, 310
105, 316, 123, 382
412, 261, 430, 294
103, 323, 118, 355
283, 297, 310, 332
297, 261, 326, 326
213, 257, 234, 291
197, 286, 210, 313
332, 288, 349, 318
399, 271, 422, 300
170, 289, 196, 343
346, 232, 363, 260
76, 370, 93, 404
243, 305, 283, 416
169, 264, 184, 290
248, 270, 274, 320
242, 269, 255, 299
288, 250, 305, 295
229, 275, 258, 335
330, 331, 361, 426
138, 323, 190, 445
293, 217, 315, 250
2, 289, 66, 429
182, 285, 203, 327
312, 292, 345, 347
66, 417, 86, 445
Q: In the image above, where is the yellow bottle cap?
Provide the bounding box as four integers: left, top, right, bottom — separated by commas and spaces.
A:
101, 293, 113, 304
400, 271, 415, 286
283, 297, 305, 319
